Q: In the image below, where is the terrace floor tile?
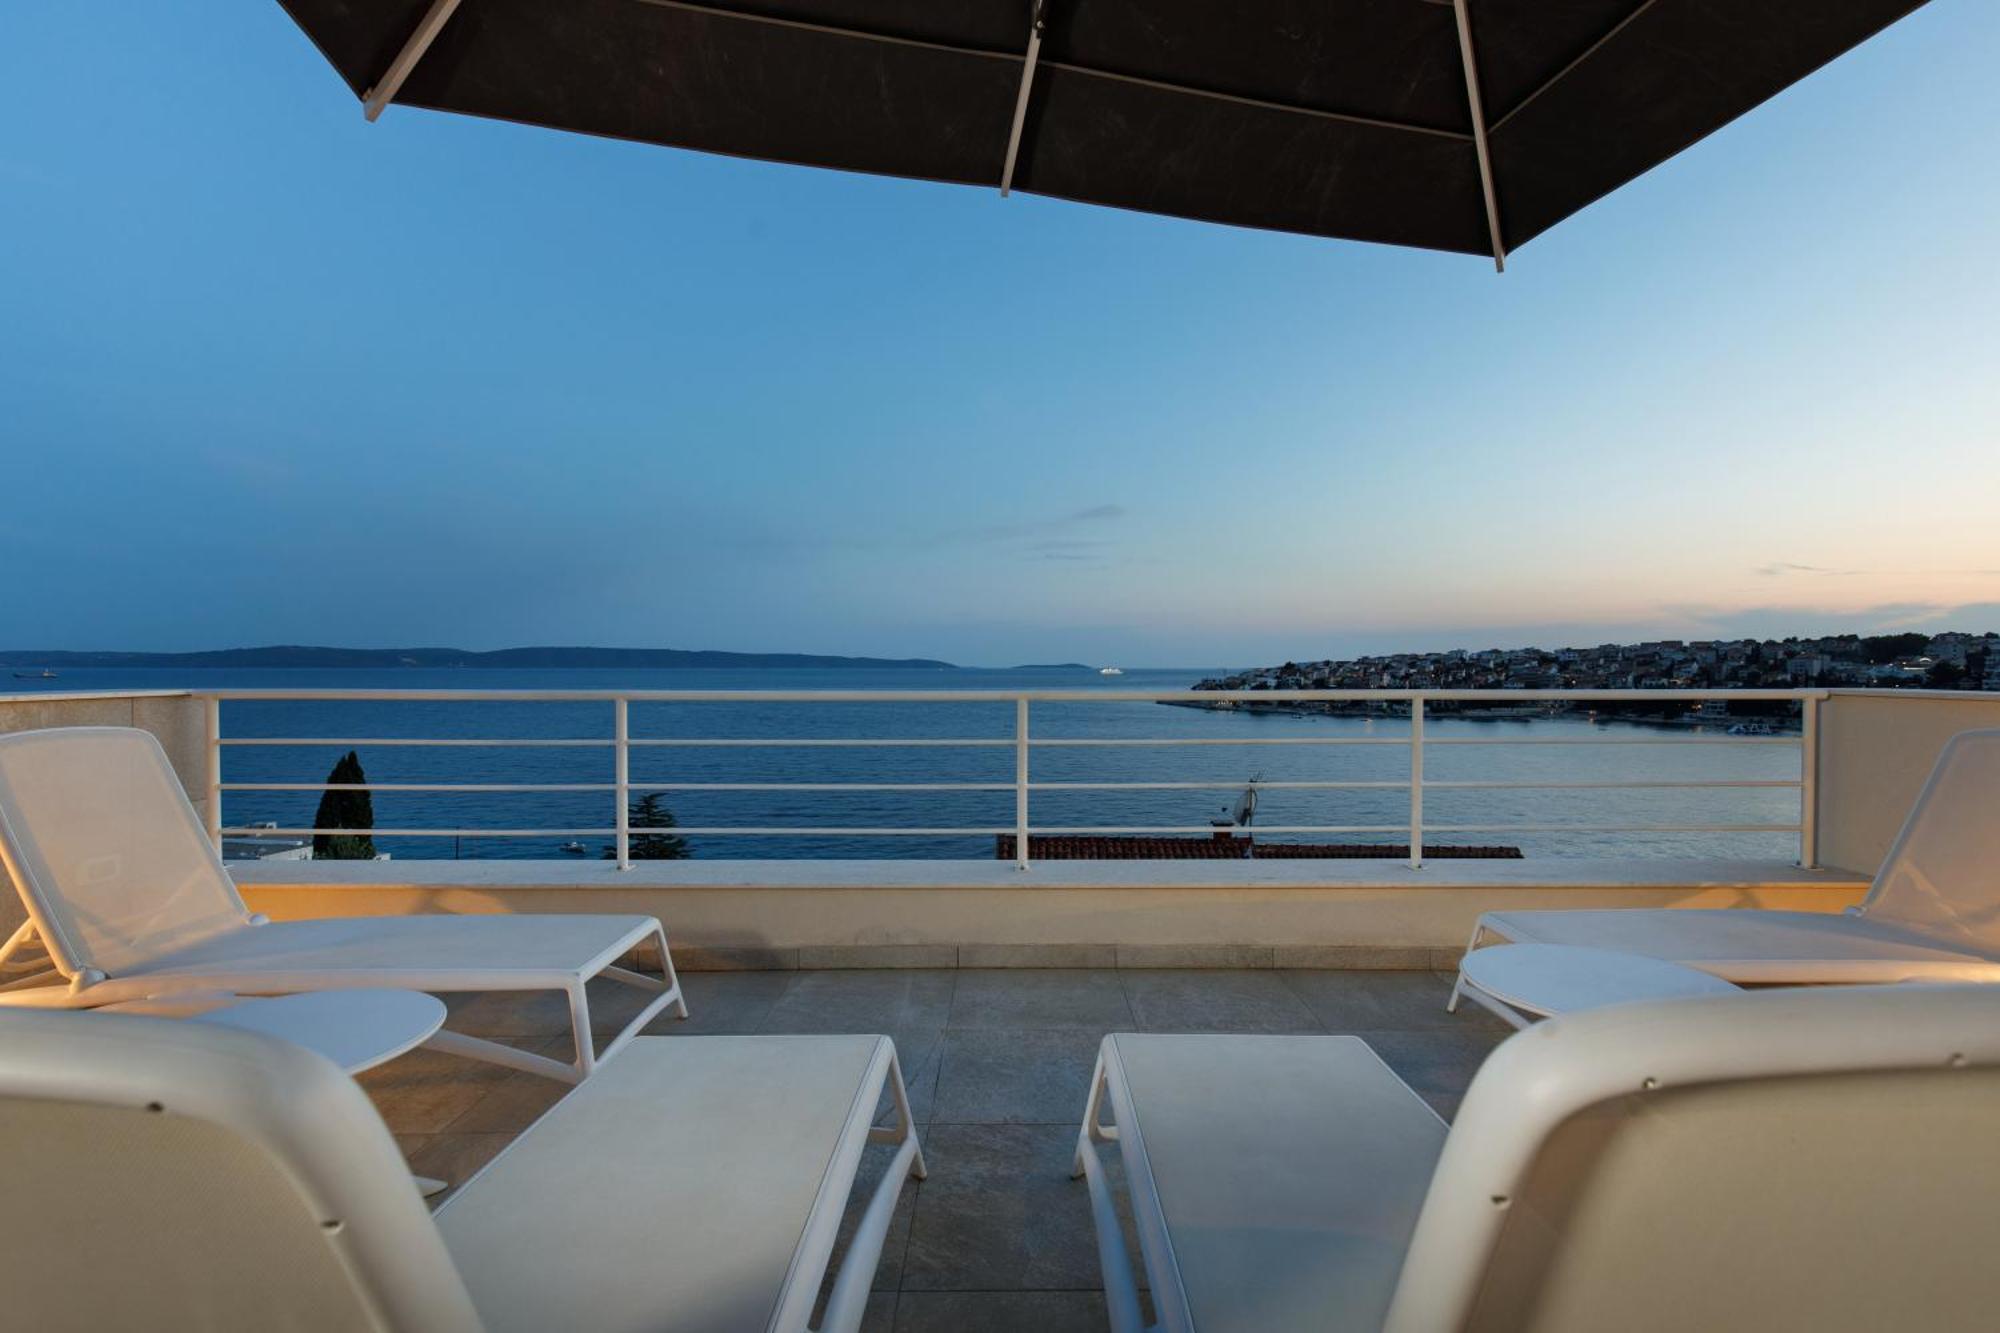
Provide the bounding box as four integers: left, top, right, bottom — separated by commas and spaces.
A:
761, 969, 958, 1034
900, 1122, 1106, 1293
1119, 968, 1324, 1034
948, 969, 1135, 1031
932, 1028, 1106, 1126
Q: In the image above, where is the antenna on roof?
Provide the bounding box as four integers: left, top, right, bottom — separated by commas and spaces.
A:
1212, 777, 1260, 833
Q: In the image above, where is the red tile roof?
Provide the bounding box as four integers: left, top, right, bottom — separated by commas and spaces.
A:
994, 836, 1521, 861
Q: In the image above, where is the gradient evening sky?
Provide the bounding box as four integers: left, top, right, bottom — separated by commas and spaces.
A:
4, 2, 1997, 668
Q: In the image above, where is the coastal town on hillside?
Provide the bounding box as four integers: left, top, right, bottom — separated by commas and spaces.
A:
1191, 631, 2000, 720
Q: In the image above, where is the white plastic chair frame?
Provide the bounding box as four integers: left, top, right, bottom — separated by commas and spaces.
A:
1451, 727, 2000, 990
1071, 986, 2000, 1332
0, 1015, 930, 1333
0, 727, 685, 1083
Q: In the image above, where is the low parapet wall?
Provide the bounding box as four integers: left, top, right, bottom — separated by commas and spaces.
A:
232, 857, 1868, 970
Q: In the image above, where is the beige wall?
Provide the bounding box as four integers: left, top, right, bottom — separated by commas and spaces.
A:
0, 692, 207, 940
233, 860, 1868, 965
1815, 692, 2000, 877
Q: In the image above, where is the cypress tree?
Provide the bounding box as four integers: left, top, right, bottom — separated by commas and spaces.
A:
311, 750, 377, 860
604, 793, 691, 860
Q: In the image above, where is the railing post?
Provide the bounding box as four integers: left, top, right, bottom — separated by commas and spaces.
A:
1408, 697, 1424, 870
1798, 693, 1820, 870
614, 697, 631, 870
203, 694, 222, 850
1015, 697, 1031, 870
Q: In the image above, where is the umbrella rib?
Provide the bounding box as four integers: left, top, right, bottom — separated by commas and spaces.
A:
1451, 0, 1507, 271
1036, 60, 1472, 142
628, 0, 1472, 144
1487, 0, 1658, 137
363, 0, 466, 123
1000, 0, 1048, 196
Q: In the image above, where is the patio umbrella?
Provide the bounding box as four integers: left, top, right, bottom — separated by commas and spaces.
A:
277, 0, 1929, 268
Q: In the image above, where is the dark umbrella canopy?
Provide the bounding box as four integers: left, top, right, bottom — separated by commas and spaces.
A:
278, 0, 1928, 265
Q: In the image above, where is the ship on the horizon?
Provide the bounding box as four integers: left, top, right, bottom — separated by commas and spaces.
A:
1098, 666, 1124, 676
11, 669, 57, 680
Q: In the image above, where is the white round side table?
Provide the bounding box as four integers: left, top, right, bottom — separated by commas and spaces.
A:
102, 988, 447, 1074
1450, 943, 1740, 1029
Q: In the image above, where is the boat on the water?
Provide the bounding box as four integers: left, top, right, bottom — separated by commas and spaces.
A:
11, 669, 57, 680
558, 840, 587, 855
1098, 666, 1124, 676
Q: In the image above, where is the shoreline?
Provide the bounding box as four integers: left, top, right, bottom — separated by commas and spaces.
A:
1155, 698, 1803, 733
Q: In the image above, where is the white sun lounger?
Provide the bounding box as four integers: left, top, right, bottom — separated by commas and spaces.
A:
0, 1011, 924, 1332
1467, 726, 2000, 984
0, 726, 686, 1082
1074, 984, 2000, 1332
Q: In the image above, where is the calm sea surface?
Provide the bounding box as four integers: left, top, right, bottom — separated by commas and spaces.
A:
14, 667, 1803, 862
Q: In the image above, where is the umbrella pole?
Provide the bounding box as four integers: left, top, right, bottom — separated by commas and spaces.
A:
1451, 0, 1507, 272
1000, 0, 1049, 197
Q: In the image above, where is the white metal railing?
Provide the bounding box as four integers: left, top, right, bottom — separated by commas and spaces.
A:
196, 688, 1825, 870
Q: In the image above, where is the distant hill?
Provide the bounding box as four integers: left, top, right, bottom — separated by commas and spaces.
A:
0, 645, 958, 670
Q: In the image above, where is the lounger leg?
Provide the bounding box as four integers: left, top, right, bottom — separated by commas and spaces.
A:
568, 981, 597, 1080
424, 1026, 584, 1084
599, 924, 688, 1020
1071, 1046, 1146, 1333
0, 919, 37, 971
654, 923, 688, 1019
1071, 1049, 1119, 1180
1456, 980, 1535, 1031
821, 1047, 928, 1333
592, 927, 690, 1070
865, 1047, 928, 1179
1444, 920, 1492, 1013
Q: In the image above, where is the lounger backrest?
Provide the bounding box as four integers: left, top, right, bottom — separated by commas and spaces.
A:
0, 727, 248, 978
1859, 727, 2000, 953
0, 1009, 483, 1331
1384, 984, 2000, 1333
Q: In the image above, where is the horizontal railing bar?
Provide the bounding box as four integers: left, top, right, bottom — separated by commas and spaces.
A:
628, 782, 1015, 792
1030, 737, 1410, 747
224, 825, 1463, 838
221, 783, 615, 792
230, 779, 1806, 794
223, 781, 1028, 794
198, 688, 1825, 702
1029, 781, 1407, 790
1028, 825, 1410, 835
220, 738, 613, 748
1423, 737, 1798, 747
221, 828, 615, 838
216, 733, 1797, 751
629, 738, 1014, 748
1423, 823, 1802, 833
1421, 780, 1801, 790
627, 827, 1010, 835
561, 827, 1013, 836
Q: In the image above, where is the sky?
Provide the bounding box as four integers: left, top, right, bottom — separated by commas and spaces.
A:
3, 2, 1996, 669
